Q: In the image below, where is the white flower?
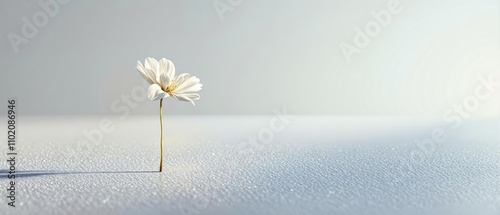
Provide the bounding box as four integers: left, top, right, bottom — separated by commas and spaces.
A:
136, 57, 202, 105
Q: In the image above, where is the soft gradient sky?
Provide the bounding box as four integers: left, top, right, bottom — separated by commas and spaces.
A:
1, 0, 498, 116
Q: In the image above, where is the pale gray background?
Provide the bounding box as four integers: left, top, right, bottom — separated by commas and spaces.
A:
0, 0, 499, 116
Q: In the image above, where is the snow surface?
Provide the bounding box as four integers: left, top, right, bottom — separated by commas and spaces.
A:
0, 116, 499, 215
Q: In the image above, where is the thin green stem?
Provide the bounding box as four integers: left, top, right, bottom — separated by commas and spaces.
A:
159, 98, 164, 172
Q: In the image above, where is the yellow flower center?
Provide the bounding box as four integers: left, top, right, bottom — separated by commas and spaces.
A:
165, 84, 176, 96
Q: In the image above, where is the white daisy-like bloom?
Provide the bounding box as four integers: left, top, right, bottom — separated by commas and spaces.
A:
136, 57, 202, 105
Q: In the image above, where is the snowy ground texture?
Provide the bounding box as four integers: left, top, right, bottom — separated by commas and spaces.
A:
0, 116, 499, 215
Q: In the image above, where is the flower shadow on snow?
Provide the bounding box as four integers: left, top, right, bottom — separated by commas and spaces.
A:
0, 169, 157, 178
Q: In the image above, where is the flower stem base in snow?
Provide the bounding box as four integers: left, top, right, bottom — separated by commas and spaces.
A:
159, 98, 164, 172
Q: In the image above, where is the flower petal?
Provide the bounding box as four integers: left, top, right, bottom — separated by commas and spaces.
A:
136, 61, 156, 84
184, 93, 200, 100
159, 72, 171, 89
147, 84, 168, 101
172, 93, 200, 106
172, 73, 190, 87
173, 75, 202, 94
159, 58, 175, 81
145, 57, 160, 81
182, 83, 203, 93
